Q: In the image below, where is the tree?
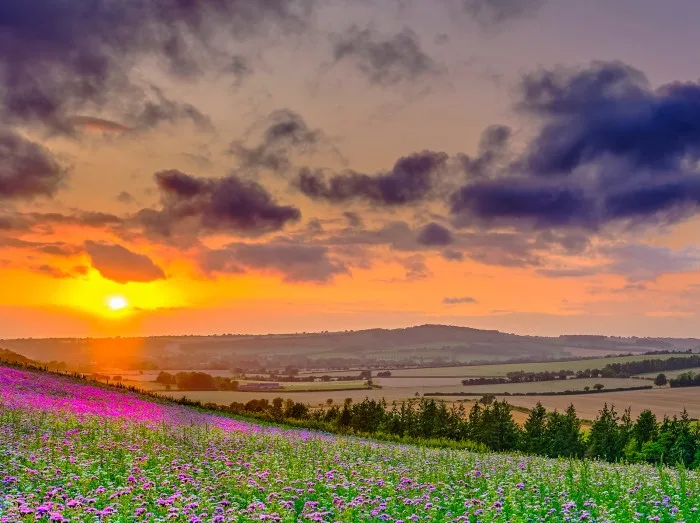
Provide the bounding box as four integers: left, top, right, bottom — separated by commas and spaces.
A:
545, 405, 584, 458
593, 383, 605, 391
285, 401, 309, 419
284, 365, 299, 377
654, 373, 668, 386
155, 371, 176, 386
633, 409, 658, 449
588, 404, 622, 461
522, 402, 548, 455
480, 393, 496, 405
478, 401, 520, 451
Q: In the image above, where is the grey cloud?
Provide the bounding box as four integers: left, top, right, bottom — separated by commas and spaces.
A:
417, 222, 454, 246
202, 242, 349, 283
137, 169, 301, 238
0, 0, 314, 133
230, 110, 322, 173
330, 25, 442, 86
85, 241, 166, 284
295, 150, 449, 206
462, 0, 547, 27
0, 128, 66, 200
443, 296, 478, 304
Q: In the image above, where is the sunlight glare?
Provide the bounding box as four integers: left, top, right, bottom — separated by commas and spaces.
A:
107, 296, 128, 311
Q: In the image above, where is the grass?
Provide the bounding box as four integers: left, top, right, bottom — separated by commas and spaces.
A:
2, 364, 700, 522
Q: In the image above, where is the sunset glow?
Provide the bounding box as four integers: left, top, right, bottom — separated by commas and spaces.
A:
107, 296, 128, 312
0, 1, 700, 339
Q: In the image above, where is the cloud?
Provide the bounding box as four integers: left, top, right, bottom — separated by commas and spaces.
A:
343, 212, 364, 228
0, 128, 66, 200
535, 268, 600, 279
450, 61, 700, 231
0, 211, 125, 241
32, 265, 88, 280
398, 254, 431, 281
329, 25, 442, 86
535, 243, 700, 282
202, 242, 349, 283
441, 248, 464, 261
137, 170, 301, 238
603, 244, 700, 282
230, 110, 322, 173
416, 222, 454, 246
117, 191, 136, 204
295, 150, 448, 205
0, 237, 83, 257
443, 296, 478, 304
0, 0, 313, 132
457, 125, 511, 177
462, 0, 547, 27
227, 55, 254, 86
85, 241, 166, 284
69, 116, 130, 133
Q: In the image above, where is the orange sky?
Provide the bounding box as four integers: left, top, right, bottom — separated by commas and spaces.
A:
2, 0, 700, 338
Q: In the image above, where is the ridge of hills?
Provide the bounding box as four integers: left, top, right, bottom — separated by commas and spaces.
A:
1, 324, 698, 371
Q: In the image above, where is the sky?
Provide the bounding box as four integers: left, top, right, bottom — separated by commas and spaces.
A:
3, 0, 700, 338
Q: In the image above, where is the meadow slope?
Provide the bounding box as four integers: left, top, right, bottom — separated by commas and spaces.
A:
1, 365, 699, 522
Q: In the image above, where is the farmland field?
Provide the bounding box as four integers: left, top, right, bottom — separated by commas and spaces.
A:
502, 387, 700, 421
304, 353, 698, 378
2, 364, 700, 522
376, 376, 639, 392
158, 377, 647, 408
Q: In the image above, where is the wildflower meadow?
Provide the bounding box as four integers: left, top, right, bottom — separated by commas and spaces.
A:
1, 365, 699, 522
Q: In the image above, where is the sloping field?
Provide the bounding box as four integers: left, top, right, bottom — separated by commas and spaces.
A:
2, 364, 699, 522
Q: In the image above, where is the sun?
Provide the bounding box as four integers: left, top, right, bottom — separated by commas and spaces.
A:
107, 296, 128, 311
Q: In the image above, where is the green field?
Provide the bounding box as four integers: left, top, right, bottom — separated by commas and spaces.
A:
634, 367, 700, 379
343, 353, 698, 378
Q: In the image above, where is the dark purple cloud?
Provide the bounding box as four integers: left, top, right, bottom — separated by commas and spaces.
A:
202, 242, 348, 283
0, 128, 65, 200
457, 125, 511, 177
417, 222, 454, 246
0, 0, 313, 132
139, 170, 301, 237
230, 110, 322, 173
462, 0, 547, 27
330, 25, 442, 86
296, 150, 448, 206
450, 61, 700, 231
85, 241, 166, 284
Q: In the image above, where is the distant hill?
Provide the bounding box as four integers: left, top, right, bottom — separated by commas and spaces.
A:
2, 324, 698, 371
0, 347, 39, 365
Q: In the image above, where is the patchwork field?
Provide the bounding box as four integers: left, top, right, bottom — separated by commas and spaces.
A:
312, 353, 698, 378
2, 364, 700, 522
503, 387, 700, 421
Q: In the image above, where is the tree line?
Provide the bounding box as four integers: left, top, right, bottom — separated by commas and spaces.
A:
462, 354, 700, 387
156, 371, 239, 391
209, 395, 700, 469
669, 371, 700, 388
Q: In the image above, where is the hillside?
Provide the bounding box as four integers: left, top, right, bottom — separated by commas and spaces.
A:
0, 347, 38, 366
1, 363, 698, 522
3, 324, 698, 371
